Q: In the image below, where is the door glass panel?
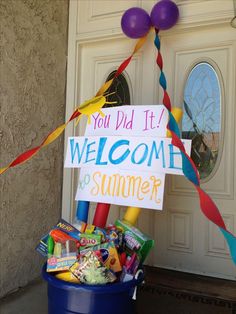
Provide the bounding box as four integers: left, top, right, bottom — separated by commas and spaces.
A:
182, 62, 221, 180
105, 71, 130, 107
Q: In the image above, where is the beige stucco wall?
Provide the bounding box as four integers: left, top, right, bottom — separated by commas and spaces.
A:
0, 0, 69, 297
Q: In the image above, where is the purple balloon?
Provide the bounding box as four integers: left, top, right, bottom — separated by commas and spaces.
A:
121, 7, 151, 39
151, 0, 179, 30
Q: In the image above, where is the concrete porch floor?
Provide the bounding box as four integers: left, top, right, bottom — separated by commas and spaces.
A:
0, 279, 47, 314
0, 267, 235, 314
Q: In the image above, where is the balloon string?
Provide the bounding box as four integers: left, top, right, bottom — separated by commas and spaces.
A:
0, 33, 149, 175
154, 29, 236, 264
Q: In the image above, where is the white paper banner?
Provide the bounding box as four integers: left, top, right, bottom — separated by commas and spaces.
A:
76, 167, 166, 210
65, 136, 191, 175
64, 105, 192, 211
85, 105, 168, 137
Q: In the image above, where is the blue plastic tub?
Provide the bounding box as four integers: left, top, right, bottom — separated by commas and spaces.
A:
42, 264, 144, 314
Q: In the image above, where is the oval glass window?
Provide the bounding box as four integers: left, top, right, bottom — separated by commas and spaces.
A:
104, 71, 131, 107
182, 62, 221, 180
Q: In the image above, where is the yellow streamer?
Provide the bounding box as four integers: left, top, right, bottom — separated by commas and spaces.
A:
43, 123, 67, 146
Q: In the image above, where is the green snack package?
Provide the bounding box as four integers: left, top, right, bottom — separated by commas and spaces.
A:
115, 219, 154, 263
80, 233, 101, 249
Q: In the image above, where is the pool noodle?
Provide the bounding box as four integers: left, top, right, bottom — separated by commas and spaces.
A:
92, 203, 110, 228
123, 207, 141, 225
76, 201, 89, 223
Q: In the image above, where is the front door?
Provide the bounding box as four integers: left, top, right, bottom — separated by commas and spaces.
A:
63, 0, 236, 279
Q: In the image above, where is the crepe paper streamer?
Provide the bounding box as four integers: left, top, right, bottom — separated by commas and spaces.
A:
76, 201, 89, 223
0, 121, 71, 176
220, 228, 236, 262
0, 33, 149, 176
167, 107, 182, 138
92, 203, 111, 228
123, 206, 141, 226
154, 29, 236, 265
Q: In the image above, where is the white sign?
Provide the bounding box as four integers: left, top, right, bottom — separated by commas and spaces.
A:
65, 136, 191, 175
85, 105, 169, 137
64, 105, 191, 210
76, 167, 165, 210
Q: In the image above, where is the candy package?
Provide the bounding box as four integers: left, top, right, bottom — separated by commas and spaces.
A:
70, 251, 116, 284
80, 241, 122, 273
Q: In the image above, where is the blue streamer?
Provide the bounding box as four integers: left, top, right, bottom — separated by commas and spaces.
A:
181, 152, 200, 186
154, 33, 160, 50
168, 111, 181, 138
220, 228, 236, 264
159, 71, 167, 90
